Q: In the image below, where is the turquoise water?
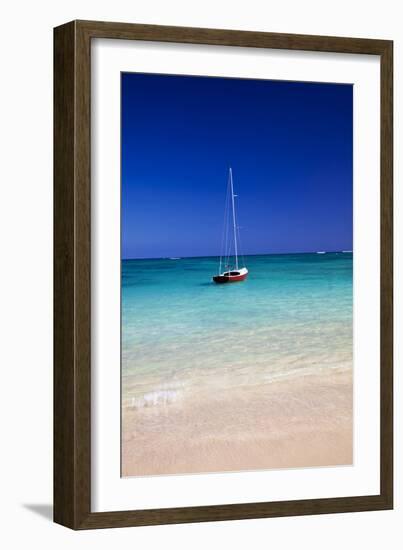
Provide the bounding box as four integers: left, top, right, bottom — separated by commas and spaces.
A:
122, 253, 352, 408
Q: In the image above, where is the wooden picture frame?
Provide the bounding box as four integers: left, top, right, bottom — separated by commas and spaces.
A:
54, 20, 393, 529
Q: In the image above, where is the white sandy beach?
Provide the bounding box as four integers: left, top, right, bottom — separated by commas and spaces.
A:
122, 369, 352, 477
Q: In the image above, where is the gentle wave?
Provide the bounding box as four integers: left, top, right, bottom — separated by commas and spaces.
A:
129, 389, 180, 409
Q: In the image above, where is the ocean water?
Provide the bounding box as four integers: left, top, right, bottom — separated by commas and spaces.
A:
122, 253, 352, 409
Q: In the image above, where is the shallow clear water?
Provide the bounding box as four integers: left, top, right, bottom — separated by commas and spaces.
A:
122, 253, 352, 408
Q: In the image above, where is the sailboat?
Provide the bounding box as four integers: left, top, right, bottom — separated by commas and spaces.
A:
213, 168, 248, 284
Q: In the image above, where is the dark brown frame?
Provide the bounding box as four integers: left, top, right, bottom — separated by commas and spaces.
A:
54, 20, 393, 530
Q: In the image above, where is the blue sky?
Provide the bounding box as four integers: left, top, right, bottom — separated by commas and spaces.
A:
121, 73, 352, 259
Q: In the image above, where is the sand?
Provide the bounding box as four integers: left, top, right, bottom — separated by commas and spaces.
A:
122, 369, 352, 477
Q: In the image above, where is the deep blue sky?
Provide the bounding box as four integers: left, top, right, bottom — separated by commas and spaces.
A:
122, 73, 352, 259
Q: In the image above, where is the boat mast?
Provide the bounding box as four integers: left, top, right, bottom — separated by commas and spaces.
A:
229, 167, 238, 270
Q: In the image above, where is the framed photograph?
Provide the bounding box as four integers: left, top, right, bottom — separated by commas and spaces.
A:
54, 20, 393, 529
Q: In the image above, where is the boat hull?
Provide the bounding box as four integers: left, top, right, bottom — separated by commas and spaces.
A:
213, 270, 248, 284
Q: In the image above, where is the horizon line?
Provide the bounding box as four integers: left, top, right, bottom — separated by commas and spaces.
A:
122, 250, 353, 261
